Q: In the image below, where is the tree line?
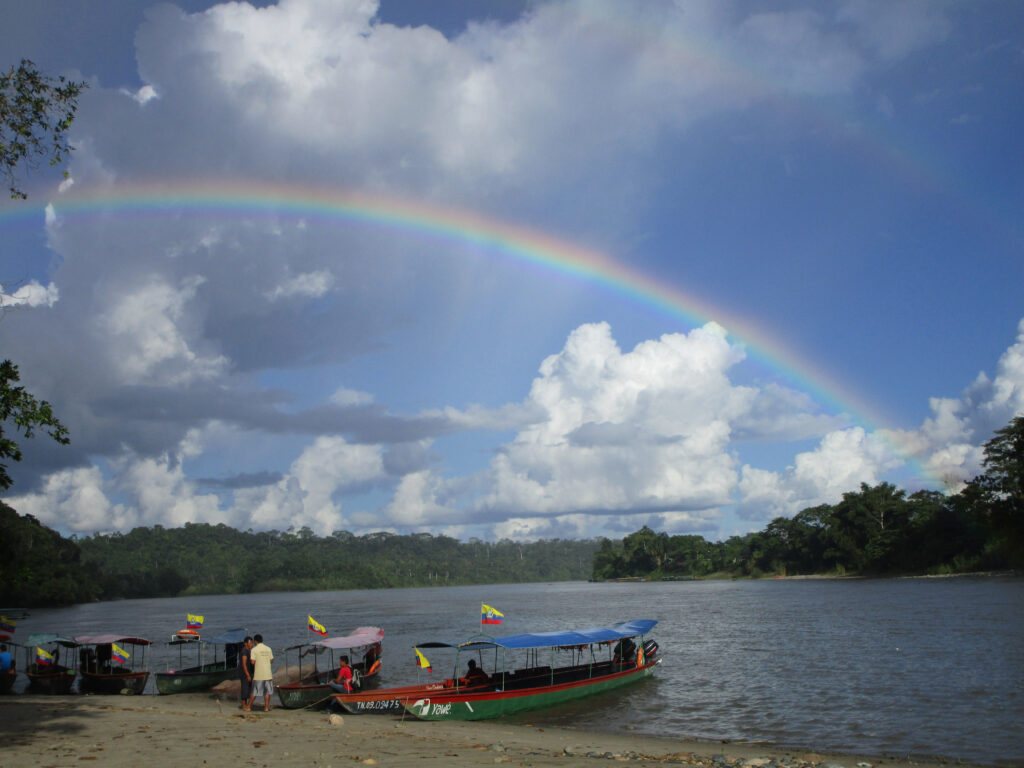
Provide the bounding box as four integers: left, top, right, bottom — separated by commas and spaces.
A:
0, 514, 599, 607
593, 415, 1023, 580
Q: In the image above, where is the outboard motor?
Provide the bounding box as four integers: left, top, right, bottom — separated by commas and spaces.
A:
643, 639, 659, 660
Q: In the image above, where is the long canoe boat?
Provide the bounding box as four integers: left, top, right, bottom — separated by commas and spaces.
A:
24, 634, 78, 694
75, 634, 151, 695
155, 628, 247, 694
403, 619, 660, 721
277, 627, 383, 709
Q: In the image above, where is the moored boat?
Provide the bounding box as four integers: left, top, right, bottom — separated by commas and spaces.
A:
277, 626, 383, 709
402, 619, 660, 721
75, 634, 151, 694
155, 627, 247, 694
331, 675, 492, 715
24, 634, 78, 694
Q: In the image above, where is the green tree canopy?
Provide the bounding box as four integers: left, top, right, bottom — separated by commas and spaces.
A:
1, 59, 86, 198
0, 360, 69, 492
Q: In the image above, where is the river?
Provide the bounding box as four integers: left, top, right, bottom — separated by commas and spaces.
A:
12, 575, 1023, 766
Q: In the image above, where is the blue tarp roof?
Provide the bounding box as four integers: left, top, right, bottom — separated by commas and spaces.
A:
458, 620, 658, 651
204, 628, 248, 645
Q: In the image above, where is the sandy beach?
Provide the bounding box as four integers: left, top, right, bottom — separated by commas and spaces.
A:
0, 692, 996, 768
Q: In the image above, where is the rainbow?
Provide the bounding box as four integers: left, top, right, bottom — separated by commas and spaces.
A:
2, 179, 932, 480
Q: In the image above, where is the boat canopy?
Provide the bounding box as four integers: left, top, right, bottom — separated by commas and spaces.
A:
315, 626, 383, 650
26, 633, 77, 647
74, 634, 151, 646
283, 626, 384, 652
204, 628, 248, 645
460, 620, 658, 651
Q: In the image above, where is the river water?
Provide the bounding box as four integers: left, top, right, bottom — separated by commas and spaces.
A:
14, 576, 1023, 766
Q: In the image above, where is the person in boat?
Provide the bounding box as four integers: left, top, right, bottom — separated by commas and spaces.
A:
97, 643, 112, 673
330, 655, 355, 693
247, 634, 275, 713
0, 644, 14, 683
239, 636, 254, 711
463, 658, 488, 684
363, 644, 380, 676
612, 637, 636, 665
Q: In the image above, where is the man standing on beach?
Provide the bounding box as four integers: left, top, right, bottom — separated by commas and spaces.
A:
239, 636, 254, 711
247, 634, 274, 712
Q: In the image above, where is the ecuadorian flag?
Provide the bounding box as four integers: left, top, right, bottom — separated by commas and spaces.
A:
481, 604, 504, 625
0, 615, 16, 633
36, 647, 55, 666
308, 615, 327, 636
414, 647, 432, 672
111, 643, 130, 664
186, 613, 204, 630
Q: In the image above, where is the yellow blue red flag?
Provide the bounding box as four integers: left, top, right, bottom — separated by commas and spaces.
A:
308, 615, 327, 636
0, 615, 16, 633
186, 613, 204, 630
414, 647, 432, 672
481, 604, 504, 625
36, 647, 55, 666
111, 643, 130, 664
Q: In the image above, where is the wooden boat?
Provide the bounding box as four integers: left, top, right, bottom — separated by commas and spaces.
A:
331, 676, 492, 715
402, 619, 660, 721
155, 627, 247, 694
24, 634, 78, 694
75, 634, 151, 694
277, 627, 383, 709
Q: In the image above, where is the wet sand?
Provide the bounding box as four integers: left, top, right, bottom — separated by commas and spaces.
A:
0, 693, 995, 768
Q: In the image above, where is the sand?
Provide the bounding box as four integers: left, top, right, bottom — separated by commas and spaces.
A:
0, 693, 993, 768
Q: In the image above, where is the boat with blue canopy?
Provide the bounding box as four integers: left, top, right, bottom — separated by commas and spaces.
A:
330, 639, 489, 715
155, 627, 248, 694
402, 619, 660, 721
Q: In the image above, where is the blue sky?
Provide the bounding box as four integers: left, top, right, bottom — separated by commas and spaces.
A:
1, 0, 1021, 541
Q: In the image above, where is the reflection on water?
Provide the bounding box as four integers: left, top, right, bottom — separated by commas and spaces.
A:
14, 576, 1024, 765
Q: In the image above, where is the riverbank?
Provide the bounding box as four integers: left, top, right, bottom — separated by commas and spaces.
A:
0, 693, 1002, 768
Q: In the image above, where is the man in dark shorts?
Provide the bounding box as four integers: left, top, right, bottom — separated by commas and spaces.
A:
239, 636, 254, 710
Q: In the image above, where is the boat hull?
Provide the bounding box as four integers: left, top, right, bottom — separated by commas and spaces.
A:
278, 663, 382, 709
404, 660, 659, 721
79, 670, 149, 695
277, 681, 335, 709
332, 679, 491, 715
26, 665, 77, 694
155, 663, 236, 694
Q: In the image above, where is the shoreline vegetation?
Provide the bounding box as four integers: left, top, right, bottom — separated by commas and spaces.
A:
1, 416, 1020, 608
0, 693, 998, 768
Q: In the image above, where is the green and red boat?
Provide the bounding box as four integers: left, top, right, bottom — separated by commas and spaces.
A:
402, 620, 659, 721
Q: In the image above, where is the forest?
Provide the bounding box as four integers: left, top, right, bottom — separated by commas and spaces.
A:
593, 416, 1023, 580
1, 415, 1020, 607
0, 513, 599, 607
